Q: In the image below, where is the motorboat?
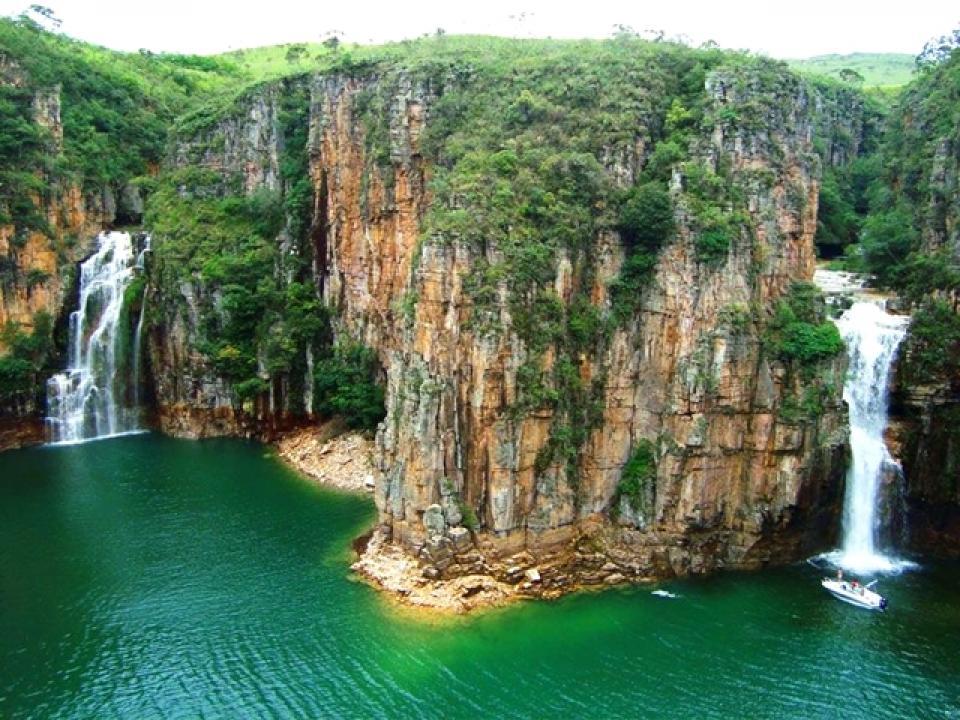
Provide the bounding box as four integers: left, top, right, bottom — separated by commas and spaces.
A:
821, 577, 887, 611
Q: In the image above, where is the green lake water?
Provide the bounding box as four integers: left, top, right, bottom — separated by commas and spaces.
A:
1, 434, 958, 719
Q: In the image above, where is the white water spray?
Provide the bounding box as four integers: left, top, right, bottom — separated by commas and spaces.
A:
45, 231, 149, 445
831, 300, 911, 574
132, 236, 151, 409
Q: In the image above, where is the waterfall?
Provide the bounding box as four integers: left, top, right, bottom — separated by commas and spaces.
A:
45, 231, 149, 445
832, 300, 911, 573
132, 236, 151, 409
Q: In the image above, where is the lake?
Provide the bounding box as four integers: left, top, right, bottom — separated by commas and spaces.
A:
1, 434, 957, 719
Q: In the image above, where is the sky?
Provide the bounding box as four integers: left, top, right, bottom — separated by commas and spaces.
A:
0, 0, 955, 58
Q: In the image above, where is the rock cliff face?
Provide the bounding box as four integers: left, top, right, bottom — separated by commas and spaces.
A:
881, 54, 960, 558
360, 67, 849, 576
0, 70, 113, 348
890, 384, 960, 555
147, 83, 298, 440
888, 127, 960, 556
151, 58, 855, 581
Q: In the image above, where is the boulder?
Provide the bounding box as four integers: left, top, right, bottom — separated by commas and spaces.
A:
448, 526, 473, 553
422, 504, 446, 536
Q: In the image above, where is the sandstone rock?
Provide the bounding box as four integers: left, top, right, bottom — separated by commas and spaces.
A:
448, 526, 473, 553
441, 495, 463, 527
525, 567, 541, 583
423, 535, 453, 562
422, 504, 446, 536
142, 63, 857, 587
422, 565, 440, 580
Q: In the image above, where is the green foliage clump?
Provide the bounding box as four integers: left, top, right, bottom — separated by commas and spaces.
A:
680, 160, 749, 265
610, 182, 675, 316
617, 182, 675, 253
616, 439, 657, 513
815, 169, 858, 248
766, 282, 844, 365
313, 344, 386, 430
0, 312, 54, 404
900, 300, 960, 389
458, 501, 479, 531
696, 225, 732, 263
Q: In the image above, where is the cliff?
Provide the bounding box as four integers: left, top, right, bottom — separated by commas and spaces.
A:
863, 42, 960, 556
143, 40, 861, 591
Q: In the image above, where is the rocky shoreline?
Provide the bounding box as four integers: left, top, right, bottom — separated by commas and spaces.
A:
349, 516, 788, 614
274, 423, 380, 494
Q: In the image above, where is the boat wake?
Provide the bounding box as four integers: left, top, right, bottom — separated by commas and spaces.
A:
651, 589, 678, 599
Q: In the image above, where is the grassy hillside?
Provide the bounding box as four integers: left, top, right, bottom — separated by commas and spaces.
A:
787, 53, 915, 89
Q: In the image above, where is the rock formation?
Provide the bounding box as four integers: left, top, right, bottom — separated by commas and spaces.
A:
145, 55, 860, 590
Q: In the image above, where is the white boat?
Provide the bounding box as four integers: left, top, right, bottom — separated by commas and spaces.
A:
821, 577, 888, 611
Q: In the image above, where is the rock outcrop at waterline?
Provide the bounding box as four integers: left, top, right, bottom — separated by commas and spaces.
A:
146, 50, 859, 590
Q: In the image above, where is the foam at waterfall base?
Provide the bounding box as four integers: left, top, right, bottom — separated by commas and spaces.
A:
45, 429, 149, 448
815, 549, 918, 576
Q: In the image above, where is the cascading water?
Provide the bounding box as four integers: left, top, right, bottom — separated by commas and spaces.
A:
830, 298, 911, 574
46, 231, 149, 444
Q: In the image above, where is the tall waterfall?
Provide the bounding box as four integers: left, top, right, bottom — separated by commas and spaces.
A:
833, 300, 910, 573
46, 231, 148, 445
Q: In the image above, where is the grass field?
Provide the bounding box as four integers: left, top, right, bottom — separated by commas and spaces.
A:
787, 52, 915, 88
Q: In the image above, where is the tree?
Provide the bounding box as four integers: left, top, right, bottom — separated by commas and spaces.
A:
916, 27, 960, 70
322, 33, 341, 51
285, 44, 307, 64
314, 344, 385, 430
25, 5, 61, 29
618, 182, 675, 252
838, 68, 864, 85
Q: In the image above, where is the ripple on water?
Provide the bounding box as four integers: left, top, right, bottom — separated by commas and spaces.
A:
1, 435, 958, 719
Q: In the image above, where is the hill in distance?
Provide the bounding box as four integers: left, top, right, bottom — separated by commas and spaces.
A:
786, 52, 916, 88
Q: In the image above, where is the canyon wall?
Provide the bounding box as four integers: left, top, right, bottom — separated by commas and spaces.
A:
890, 134, 960, 555
880, 52, 960, 557
149, 55, 861, 578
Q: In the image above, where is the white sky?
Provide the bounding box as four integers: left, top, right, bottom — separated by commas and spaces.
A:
0, 0, 956, 58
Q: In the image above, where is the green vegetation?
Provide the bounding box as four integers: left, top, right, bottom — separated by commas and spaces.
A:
899, 300, 960, 388
765, 282, 845, 365
615, 440, 657, 520
145, 75, 384, 422
815, 158, 879, 252
0, 313, 54, 405
313, 344, 386, 431
0, 15, 240, 197
847, 31, 960, 389
787, 53, 915, 90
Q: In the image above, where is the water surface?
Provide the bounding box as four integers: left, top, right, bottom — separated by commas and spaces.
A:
1, 435, 958, 718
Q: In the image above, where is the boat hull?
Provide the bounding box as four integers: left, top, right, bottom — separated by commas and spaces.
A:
821, 579, 887, 611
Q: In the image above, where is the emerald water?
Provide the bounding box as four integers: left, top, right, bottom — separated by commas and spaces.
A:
1, 435, 958, 719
